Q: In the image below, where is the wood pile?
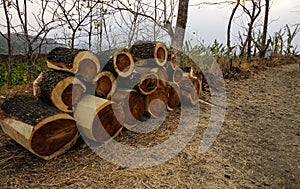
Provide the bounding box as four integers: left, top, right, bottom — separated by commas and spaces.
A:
0, 41, 202, 160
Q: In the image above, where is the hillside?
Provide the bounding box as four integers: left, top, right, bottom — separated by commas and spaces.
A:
0, 33, 63, 54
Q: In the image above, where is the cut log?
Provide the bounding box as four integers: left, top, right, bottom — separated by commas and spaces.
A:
111, 89, 145, 129
145, 86, 168, 118
166, 83, 181, 111
46, 47, 100, 82
179, 76, 199, 106
0, 95, 78, 160
98, 49, 135, 78
74, 95, 124, 142
130, 41, 168, 67
167, 51, 177, 68
93, 71, 116, 100
189, 75, 202, 97
151, 67, 168, 87
34, 71, 86, 113
166, 63, 184, 84
117, 72, 158, 95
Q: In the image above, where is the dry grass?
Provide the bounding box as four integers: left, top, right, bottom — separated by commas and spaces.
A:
0, 58, 299, 188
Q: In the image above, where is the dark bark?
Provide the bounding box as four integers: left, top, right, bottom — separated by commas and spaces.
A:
1, 95, 61, 125
260, 0, 270, 59
1, 95, 78, 158
47, 47, 84, 68
130, 41, 168, 67
99, 49, 134, 78
226, 0, 240, 69
38, 71, 74, 106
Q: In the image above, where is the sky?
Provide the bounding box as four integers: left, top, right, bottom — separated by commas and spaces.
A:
187, 0, 300, 51
1, 0, 299, 52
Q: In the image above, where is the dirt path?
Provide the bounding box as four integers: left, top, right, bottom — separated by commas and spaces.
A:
0, 63, 299, 188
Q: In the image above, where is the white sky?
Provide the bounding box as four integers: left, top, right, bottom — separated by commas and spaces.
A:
187, 0, 300, 50
1, 0, 300, 51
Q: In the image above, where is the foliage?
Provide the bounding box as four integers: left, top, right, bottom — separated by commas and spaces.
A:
0, 57, 48, 90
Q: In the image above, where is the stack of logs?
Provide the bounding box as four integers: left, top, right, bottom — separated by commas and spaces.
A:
0, 41, 202, 160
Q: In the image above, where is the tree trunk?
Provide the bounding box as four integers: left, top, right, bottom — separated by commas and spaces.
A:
47, 47, 100, 82
0, 95, 79, 160
111, 89, 145, 129
74, 95, 124, 142
93, 71, 117, 100
117, 72, 159, 95
33, 71, 86, 113
226, 0, 240, 70
99, 49, 135, 78
173, 0, 189, 51
260, 0, 270, 60
130, 41, 168, 67
145, 86, 168, 118
166, 83, 180, 111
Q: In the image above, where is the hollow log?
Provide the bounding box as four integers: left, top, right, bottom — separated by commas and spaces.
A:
111, 89, 145, 129
98, 49, 135, 78
145, 86, 168, 118
151, 67, 168, 87
166, 83, 181, 111
34, 71, 86, 113
74, 95, 124, 142
0, 95, 79, 160
130, 41, 168, 67
93, 71, 116, 100
117, 72, 158, 95
179, 76, 199, 106
46, 47, 100, 82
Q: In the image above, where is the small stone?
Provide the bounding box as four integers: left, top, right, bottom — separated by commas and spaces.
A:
224, 174, 231, 179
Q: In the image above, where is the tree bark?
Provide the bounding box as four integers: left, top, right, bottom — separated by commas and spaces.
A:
226, 0, 240, 70
173, 0, 189, 52
0, 95, 79, 160
99, 49, 135, 78
34, 71, 86, 113
259, 0, 270, 60
130, 41, 168, 67
47, 47, 100, 82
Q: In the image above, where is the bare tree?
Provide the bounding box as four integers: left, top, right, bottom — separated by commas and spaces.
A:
12, 0, 59, 81
259, 0, 270, 59
0, 0, 13, 88
226, 0, 240, 69
173, 0, 189, 51
239, 0, 262, 61
54, 0, 98, 49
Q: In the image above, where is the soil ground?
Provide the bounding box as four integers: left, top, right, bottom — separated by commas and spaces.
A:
0, 63, 299, 188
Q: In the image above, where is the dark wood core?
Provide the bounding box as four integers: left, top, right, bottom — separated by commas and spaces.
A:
116, 54, 131, 72
78, 58, 97, 81
96, 76, 112, 98
173, 68, 184, 83
157, 47, 166, 63
167, 84, 180, 109
140, 77, 157, 94
31, 119, 77, 156
61, 84, 84, 110
92, 104, 123, 142
127, 91, 145, 123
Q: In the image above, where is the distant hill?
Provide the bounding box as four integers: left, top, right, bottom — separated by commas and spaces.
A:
0, 33, 65, 54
